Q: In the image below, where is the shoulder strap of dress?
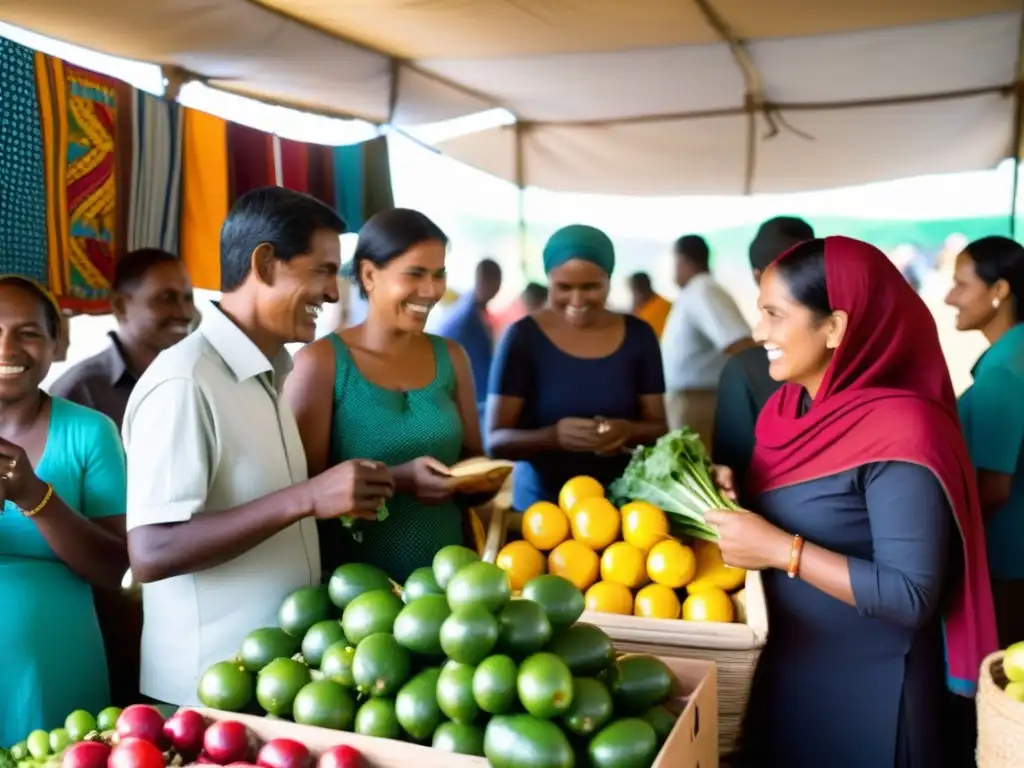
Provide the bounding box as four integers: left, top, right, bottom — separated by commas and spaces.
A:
427, 334, 456, 390
325, 333, 351, 408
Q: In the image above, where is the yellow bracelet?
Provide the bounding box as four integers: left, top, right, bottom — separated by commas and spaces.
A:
20, 483, 54, 517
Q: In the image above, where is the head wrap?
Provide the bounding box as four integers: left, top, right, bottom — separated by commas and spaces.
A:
750, 236, 997, 696
542, 225, 615, 275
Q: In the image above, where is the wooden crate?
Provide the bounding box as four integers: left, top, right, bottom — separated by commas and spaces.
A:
190, 655, 718, 767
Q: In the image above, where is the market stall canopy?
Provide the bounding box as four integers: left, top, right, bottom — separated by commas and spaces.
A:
3, 0, 1022, 195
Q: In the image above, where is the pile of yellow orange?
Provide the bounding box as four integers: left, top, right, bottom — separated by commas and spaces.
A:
494, 475, 746, 623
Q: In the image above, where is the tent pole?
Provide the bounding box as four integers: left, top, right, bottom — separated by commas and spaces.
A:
1012, 5, 1024, 239
514, 122, 527, 279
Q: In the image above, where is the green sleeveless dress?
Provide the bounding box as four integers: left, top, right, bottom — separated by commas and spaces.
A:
319, 333, 465, 582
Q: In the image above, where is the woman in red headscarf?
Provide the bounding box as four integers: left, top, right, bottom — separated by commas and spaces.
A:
705, 237, 997, 767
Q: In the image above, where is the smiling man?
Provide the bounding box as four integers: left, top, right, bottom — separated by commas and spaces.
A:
122, 187, 395, 707
51, 248, 195, 430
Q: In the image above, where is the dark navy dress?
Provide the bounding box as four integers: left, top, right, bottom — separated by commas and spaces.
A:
487, 314, 665, 510
739, 460, 953, 768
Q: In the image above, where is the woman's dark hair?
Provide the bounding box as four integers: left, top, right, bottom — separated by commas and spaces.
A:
964, 235, 1024, 322
0, 277, 61, 339
773, 238, 832, 319
350, 208, 448, 298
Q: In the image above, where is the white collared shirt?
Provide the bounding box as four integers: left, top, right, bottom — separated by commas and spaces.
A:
661, 272, 751, 391
123, 302, 319, 706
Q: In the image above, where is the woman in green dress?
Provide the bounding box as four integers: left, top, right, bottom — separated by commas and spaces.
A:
0, 276, 128, 744
285, 209, 487, 582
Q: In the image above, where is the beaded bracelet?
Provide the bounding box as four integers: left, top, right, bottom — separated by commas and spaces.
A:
786, 534, 805, 579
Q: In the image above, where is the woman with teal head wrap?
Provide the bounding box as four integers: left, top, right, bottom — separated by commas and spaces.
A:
542, 224, 616, 276
485, 225, 669, 511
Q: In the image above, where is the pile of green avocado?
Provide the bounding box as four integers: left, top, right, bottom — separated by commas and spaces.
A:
198, 545, 681, 768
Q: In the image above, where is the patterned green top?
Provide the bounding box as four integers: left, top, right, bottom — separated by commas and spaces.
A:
320, 333, 465, 582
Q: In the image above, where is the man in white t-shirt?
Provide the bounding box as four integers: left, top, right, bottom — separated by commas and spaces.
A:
123, 187, 395, 706
661, 234, 753, 447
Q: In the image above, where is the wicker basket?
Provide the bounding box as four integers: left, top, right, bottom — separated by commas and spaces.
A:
583, 569, 768, 757
977, 651, 1024, 767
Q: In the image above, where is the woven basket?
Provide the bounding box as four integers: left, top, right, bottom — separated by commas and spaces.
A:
585, 569, 767, 757
977, 651, 1024, 767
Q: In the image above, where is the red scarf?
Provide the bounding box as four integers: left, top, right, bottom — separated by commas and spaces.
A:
750, 236, 997, 696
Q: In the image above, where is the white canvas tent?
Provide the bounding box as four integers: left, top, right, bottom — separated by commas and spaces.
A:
3, 0, 1022, 196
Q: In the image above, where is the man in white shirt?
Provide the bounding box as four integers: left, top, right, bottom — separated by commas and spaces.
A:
123, 187, 394, 706
661, 234, 753, 447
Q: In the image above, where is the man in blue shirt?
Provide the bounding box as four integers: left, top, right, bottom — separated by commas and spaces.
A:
438, 259, 502, 423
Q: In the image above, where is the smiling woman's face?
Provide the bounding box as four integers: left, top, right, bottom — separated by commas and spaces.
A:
0, 282, 56, 403
753, 266, 837, 390
548, 259, 610, 327
361, 239, 448, 332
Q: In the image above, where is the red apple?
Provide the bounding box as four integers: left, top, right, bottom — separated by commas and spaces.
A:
317, 745, 363, 768
115, 705, 166, 746
163, 709, 207, 757
108, 737, 164, 768
256, 739, 311, 768
203, 721, 252, 765
62, 741, 110, 768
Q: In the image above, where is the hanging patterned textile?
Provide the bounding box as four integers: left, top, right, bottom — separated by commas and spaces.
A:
181, 112, 341, 291
333, 135, 394, 232
0, 38, 183, 313
35, 53, 134, 313
127, 92, 183, 255
0, 37, 49, 282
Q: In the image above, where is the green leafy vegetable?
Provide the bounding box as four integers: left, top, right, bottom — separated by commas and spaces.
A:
608, 428, 739, 541
341, 503, 389, 543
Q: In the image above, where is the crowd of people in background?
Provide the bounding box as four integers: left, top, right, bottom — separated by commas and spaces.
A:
2, 186, 1023, 767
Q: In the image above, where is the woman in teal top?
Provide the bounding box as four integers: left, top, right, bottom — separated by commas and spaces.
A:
286, 210, 489, 582
945, 236, 1024, 646
0, 276, 128, 745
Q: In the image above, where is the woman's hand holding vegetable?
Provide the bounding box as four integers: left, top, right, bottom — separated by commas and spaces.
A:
393, 456, 456, 504
705, 508, 792, 571
710, 464, 738, 502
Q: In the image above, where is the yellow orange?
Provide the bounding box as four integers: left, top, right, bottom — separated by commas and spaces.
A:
585, 581, 634, 616
495, 540, 547, 591
682, 586, 736, 623
634, 583, 681, 620
521, 501, 570, 551
548, 539, 600, 591
569, 497, 621, 551
558, 475, 604, 513
621, 501, 670, 552
687, 539, 747, 593
600, 542, 647, 588
646, 539, 697, 588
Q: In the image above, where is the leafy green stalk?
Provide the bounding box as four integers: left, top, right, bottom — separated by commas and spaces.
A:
340, 503, 389, 543
608, 428, 739, 542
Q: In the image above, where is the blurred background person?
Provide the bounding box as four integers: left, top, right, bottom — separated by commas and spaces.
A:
945, 235, 1024, 646
628, 271, 672, 339
712, 216, 814, 496
662, 234, 753, 447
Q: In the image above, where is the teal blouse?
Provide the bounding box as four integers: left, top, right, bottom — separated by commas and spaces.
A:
958, 323, 1024, 580
0, 397, 126, 746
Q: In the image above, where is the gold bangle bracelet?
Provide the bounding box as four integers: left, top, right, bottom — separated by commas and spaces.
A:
21, 483, 54, 517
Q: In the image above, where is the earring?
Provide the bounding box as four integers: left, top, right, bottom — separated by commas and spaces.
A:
993, 298, 1001, 309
